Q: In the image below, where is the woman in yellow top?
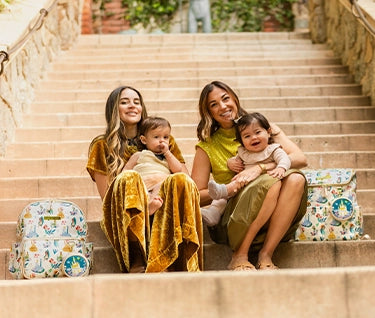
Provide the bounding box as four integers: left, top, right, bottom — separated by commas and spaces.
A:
191, 81, 308, 271
87, 86, 203, 273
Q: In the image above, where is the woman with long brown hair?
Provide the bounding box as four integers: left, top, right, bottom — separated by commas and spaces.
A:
87, 86, 203, 273
191, 81, 307, 270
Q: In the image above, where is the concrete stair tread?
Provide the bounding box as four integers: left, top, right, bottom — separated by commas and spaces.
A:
55, 56, 344, 66
0, 196, 102, 222
3, 134, 375, 161
1, 266, 375, 318
11, 122, 375, 143
1, 152, 375, 172
34, 84, 364, 97
2, 240, 375, 279
1, 215, 375, 249
21, 108, 375, 127
40, 75, 356, 89
54, 56, 340, 67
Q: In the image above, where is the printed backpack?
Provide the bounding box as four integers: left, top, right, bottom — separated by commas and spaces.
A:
295, 168, 363, 241
8, 200, 93, 279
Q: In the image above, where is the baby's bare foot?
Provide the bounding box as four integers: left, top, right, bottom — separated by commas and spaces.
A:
149, 196, 163, 215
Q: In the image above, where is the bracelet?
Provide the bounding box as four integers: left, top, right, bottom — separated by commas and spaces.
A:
258, 163, 267, 174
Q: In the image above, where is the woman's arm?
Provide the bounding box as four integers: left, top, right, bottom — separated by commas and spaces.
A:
191, 147, 212, 206
271, 123, 308, 169
94, 172, 108, 200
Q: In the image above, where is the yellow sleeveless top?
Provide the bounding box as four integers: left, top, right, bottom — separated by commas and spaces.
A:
196, 127, 239, 184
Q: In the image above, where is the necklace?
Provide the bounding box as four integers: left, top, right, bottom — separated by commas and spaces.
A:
127, 138, 137, 146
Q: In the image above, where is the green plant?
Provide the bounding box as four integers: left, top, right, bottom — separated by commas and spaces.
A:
211, 0, 263, 32
211, 0, 297, 32
94, 0, 297, 33
260, 0, 298, 30
121, 0, 187, 32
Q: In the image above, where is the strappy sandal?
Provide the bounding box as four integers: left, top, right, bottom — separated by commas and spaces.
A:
227, 257, 256, 271
256, 262, 279, 270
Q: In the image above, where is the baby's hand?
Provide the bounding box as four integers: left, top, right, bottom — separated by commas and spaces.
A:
268, 167, 286, 179
227, 157, 244, 173
159, 141, 169, 154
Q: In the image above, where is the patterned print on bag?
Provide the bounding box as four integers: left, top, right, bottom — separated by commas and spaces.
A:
9, 200, 93, 279
295, 169, 363, 241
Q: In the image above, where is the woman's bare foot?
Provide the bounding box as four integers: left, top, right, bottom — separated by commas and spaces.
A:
149, 196, 163, 215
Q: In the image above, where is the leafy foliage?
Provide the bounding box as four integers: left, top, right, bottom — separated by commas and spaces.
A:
211, 0, 298, 32
98, 0, 297, 33
121, 0, 186, 32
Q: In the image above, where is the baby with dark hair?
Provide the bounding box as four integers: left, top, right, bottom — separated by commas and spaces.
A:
202, 112, 291, 226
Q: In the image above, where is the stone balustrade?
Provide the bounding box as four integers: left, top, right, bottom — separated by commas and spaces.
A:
309, 0, 375, 105
0, 0, 83, 156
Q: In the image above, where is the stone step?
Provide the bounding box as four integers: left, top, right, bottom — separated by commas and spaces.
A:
0, 196, 102, 222
57, 49, 335, 61
3, 134, 375, 161
30, 96, 370, 113
74, 31, 310, 46
53, 55, 339, 70
0, 188, 372, 223
33, 85, 363, 102
12, 122, 375, 142
68, 41, 329, 53
21, 107, 375, 127
0, 163, 374, 198
40, 74, 355, 90
57, 54, 343, 65
1, 214, 375, 250
1, 266, 375, 317
47, 65, 350, 81
0, 178, 373, 222
2, 237, 375, 279
75, 37, 315, 48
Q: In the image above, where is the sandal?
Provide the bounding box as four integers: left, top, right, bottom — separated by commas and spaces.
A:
256, 262, 279, 270
227, 256, 256, 271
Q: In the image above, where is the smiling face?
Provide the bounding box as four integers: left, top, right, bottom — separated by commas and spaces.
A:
207, 86, 238, 129
239, 119, 271, 153
140, 125, 171, 154
118, 88, 143, 126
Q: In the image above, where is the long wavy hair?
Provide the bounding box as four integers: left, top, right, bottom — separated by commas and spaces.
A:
197, 81, 247, 142
90, 86, 148, 183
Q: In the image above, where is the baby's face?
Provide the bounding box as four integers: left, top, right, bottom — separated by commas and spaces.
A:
240, 121, 270, 153
141, 125, 170, 154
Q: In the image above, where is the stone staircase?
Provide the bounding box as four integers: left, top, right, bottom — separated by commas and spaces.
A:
0, 32, 375, 316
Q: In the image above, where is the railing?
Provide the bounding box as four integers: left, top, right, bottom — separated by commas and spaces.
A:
0, 0, 59, 76
350, 0, 375, 36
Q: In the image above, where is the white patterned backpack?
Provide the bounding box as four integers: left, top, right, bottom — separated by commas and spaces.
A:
8, 200, 93, 279
295, 169, 363, 241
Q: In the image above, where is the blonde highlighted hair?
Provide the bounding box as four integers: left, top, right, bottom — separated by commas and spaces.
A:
89, 86, 148, 183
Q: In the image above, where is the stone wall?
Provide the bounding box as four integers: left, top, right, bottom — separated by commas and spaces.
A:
0, 0, 83, 156
309, 0, 375, 105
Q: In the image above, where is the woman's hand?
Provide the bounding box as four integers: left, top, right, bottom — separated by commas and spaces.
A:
231, 166, 262, 187
227, 156, 244, 173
